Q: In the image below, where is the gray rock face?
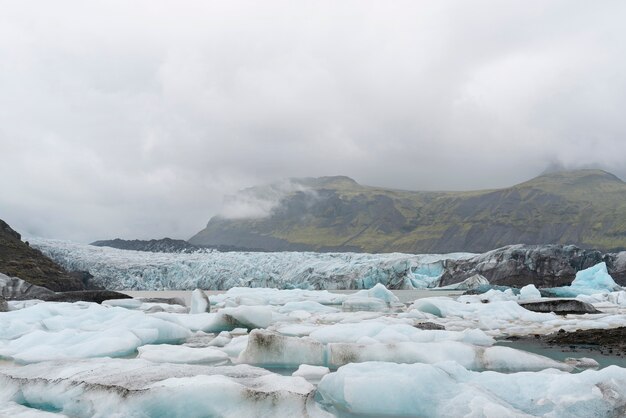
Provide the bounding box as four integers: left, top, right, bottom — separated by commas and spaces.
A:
0, 273, 130, 304
438, 244, 623, 288
91, 238, 207, 253
519, 299, 600, 315
0, 296, 7, 312
0, 273, 56, 300
440, 274, 489, 290
42, 290, 132, 304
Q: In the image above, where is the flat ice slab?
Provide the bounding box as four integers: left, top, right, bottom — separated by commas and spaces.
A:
317, 361, 626, 418
0, 359, 332, 418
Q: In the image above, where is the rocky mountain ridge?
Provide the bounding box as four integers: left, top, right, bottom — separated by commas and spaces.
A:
0, 219, 83, 291
189, 169, 626, 253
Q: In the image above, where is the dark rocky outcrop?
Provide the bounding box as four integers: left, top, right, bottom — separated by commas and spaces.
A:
414, 322, 445, 330
0, 219, 83, 291
519, 299, 600, 315
439, 244, 626, 288
543, 327, 626, 356
41, 290, 131, 304
0, 273, 129, 304
91, 238, 206, 253
0, 273, 56, 299
0, 296, 7, 312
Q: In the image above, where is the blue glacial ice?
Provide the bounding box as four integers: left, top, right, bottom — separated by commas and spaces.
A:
30, 238, 474, 290
317, 361, 626, 418
549, 262, 621, 297
0, 359, 331, 418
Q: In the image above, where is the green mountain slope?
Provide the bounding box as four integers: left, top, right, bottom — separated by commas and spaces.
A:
189, 170, 626, 253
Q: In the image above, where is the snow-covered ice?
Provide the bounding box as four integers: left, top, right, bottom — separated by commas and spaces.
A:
549, 262, 621, 297
30, 238, 474, 290
317, 361, 626, 418
190, 288, 211, 313
137, 344, 229, 364
0, 359, 331, 418
293, 365, 331, 384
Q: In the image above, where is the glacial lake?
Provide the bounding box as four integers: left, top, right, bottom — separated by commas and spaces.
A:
123, 289, 465, 305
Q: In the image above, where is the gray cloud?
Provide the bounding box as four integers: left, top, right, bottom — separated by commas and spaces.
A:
1, 1, 625, 241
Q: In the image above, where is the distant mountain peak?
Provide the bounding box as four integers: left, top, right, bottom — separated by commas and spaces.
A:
521, 169, 624, 188
291, 175, 359, 189
540, 168, 621, 181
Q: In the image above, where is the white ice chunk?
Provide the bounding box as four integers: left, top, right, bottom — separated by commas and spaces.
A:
0, 358, 332, 418
519, 284, 541, 300
565, 357, 600, 369
237, 330, 325, 367
292, 364, 330, 384
350, 283, 400, 303
0, 302, 190, 363
190, 289, 211, 313
551, 262, 621, 297
137, 344, 229, 364
318, 361, 626, 418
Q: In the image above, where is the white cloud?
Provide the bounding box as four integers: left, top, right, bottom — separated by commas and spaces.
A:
1, 0, 625, 241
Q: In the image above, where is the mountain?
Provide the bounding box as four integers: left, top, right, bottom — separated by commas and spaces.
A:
189, 169, 626, 253
90, 238, 258, 253
0, 219, 84, 291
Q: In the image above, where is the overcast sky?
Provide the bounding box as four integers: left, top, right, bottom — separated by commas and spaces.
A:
1, 1, 625, 242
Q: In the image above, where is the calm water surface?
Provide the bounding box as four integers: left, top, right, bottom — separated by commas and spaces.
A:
122, 289, 464, 305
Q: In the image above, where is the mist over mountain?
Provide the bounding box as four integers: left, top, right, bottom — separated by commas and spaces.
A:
189, 169, 626, 253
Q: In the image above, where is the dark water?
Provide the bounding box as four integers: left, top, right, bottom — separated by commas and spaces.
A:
496, 339, 626, 370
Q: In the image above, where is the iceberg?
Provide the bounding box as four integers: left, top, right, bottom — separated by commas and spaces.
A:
0, 302, 190, 363
549, 262, 621, 297
237, 330, 566, 371
317, 361, 626, 417
190, 288, 211, 313
0, 359, 332, 418
137, 344, 229, 365
292, 365, 330, 384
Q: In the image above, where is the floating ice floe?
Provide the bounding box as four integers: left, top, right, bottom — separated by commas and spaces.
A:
293, 365, 331, 384
0, 359, 331, 418
0, 302, 190, 363
549, 262, 621, 297
190, 288, 211, 313
137, 344, 229, 365
237, 329, 568, 371
317, 361, 626, 418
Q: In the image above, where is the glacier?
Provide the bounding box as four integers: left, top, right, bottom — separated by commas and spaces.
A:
30, 238, 474, 290
5, 256, 626, 416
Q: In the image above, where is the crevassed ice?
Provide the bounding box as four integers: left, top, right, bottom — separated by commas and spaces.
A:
29, 238, 474, 290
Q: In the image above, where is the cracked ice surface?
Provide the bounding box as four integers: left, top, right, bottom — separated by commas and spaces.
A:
30, 238, 474, 290
0, 359, 331, 418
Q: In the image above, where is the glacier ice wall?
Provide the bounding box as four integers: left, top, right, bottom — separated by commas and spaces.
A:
30, 238, 474, 291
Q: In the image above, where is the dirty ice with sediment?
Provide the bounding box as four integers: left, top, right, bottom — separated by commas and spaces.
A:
3, 240, 626, 416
